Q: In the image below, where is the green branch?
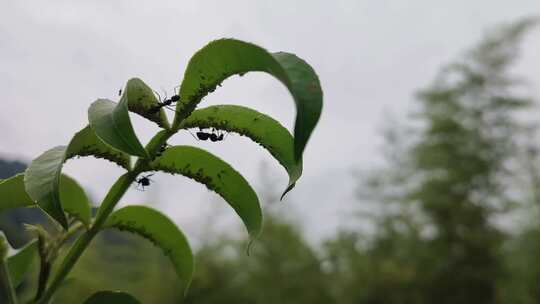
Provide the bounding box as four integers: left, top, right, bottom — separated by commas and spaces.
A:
36, 171, 137, 304
36, 131, 176, 304
0, 258, 18, 304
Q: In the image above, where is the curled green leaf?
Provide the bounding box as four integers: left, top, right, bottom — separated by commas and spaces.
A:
124, 78, 170, 129
148, 145, 262, 239
24, 127, 115, 228
24, 146, 69, 229
104, 206, 193, 295
23, 125, 128, 228
66, 125, 131, 170
180, 105, 302, 198
174, 38, 323, 161
88, 98, 148, 158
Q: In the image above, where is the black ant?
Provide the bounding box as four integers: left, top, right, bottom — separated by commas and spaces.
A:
135, 173, 154, 191
149, 87, 180, 114
118, 88, 122, 96
189, 128, 227, 142
156, 142, 169, 157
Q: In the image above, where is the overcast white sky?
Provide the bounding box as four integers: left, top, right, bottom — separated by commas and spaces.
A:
1, 1, 540, 242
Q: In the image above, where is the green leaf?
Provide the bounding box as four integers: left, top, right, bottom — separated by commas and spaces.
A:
180, 105, 302, 198
24, 146, 69, 229
174, 38, 323, 161
59, 175, 92, 226
7, 240, 38, 287
0, 174, 33, 212
88, 98, 148, 158
24, 146, 96, 229
84, 290, 141, 304
66, 125, 131, 170
23, 124, 131, 228
148, 145, 262, 239
1, 173, 92, 226
104, 206, 193, 294
124, 78, 170, 129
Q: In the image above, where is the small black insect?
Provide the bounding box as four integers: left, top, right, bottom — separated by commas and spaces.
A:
118, 89, 122, 96
135, 173, 154, 191
190, 128, 227, 142
156, 142, 169, 157
149, 87, 181, 114
209, 132, 225, 142
196, 130, 210, 140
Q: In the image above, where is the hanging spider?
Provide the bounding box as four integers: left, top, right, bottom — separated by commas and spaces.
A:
135, 173, 154, 191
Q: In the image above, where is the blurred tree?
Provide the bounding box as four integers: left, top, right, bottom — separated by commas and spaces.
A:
184, 166, 332, 304
324, 226, 427, 304
499, 145, 540, 303
184, 213, 332, 304
351, 18, 537, 304
412, 19, 535, 304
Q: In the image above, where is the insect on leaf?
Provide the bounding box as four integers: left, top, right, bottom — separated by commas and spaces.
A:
88, 98, 148, 158
180, 105, 302, 198
148, 145, 262, 239
123, 78, 170, 129
173, 38, 323, 161
104, 206, 193, 295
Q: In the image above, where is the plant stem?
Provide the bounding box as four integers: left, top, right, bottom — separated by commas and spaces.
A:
33, 227, 49, 301
52, 222, 84, 254
36, 171, 138, 304
0, 258, 18, 304
34, 222, 84, 301
36, 129, 176, 304
34, 258, 50, 301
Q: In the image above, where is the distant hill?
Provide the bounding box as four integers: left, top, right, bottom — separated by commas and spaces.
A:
0, 159, 26, 179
